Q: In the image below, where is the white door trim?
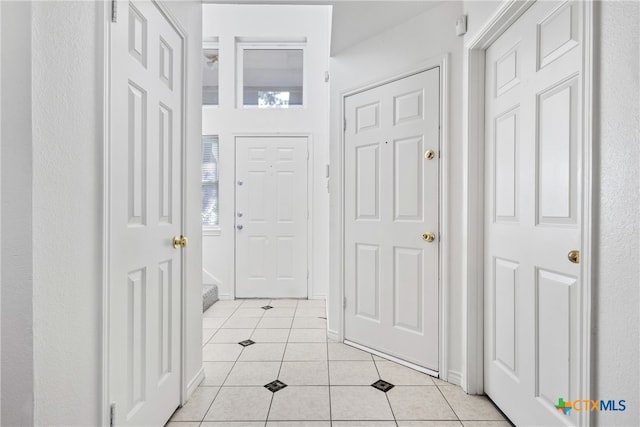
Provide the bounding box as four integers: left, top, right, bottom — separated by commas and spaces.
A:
462, 2, 593, 420
101, 1, 189, 423
336, 54, 449, 380
232, 133, 314, 300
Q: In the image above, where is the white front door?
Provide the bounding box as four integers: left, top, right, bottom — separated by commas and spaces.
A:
344, 69, 440, 371
109, 1, 183, 425
484, 2, 585, 425
235, 136, 308, 298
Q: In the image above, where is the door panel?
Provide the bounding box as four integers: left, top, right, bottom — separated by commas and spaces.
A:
344, 68, 440, 371
484, 2, 584, 426
235, 136, 308, 298
110, 1, 183, 425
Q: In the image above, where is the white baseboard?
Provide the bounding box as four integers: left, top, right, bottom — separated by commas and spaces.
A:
447, 370, 463, 386
185, 366, 205, 404
326, 329, 340, 342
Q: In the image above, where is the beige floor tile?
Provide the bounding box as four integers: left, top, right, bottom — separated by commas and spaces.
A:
329, 361, 379, 385
203, 318, 227, 329
387, 386, 457, 421
268, 386, 330, 420
283, 343, 328, 361
461, 422, 512, 427
295, 307, 326, 318
203, 328, 216, 345
278, 361, 329, 385
230, 308, 266, 318
204, 386, 272, 421
263, 308, 296, 317
328, 343, 373, 361
332, 422, 397, 427
237, 343, 286, 361
432, 377, 451, 386
267, 422, 330, 427
224, 361, 281, 386
209, 300, 243, 308
268, 299, 299, 308
329, 386, 394, 420
240, 299, 272, 307
204, 307, 237, 318
397, 422, 463, 427
439, 386, 505, 421
209, 328, 254, 343
251, 328, 290, 342
257, 317, 293, 329
375, 361, 435, 386
297, 299, 326, 308
170, 386, 219, 421
288, 329, 327, 342
202, 422, 264, 427
202, 343, 243, 362
201, 361, 235, 386
166, 422, 202, 427
292, 317, 327, 329
221, 317, 261, 329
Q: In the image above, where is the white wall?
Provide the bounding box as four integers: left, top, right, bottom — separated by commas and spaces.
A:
1, 2, 34, 425
592, 2, 640, 425
328, 1, 465, 383
202, 4, 331, 300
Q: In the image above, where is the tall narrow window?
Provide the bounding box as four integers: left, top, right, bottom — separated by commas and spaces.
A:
238, 42, 305, 108
203, 43, 219, 106
202, 136, 219, 227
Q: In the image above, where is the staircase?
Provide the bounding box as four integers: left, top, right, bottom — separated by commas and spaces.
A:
202, 284, 219, 312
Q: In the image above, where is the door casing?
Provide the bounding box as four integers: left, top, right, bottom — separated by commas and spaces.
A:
232, 132, 314, 300
462, 1, 593, 420
335, 54, 450, 381
101, 1, 189, 423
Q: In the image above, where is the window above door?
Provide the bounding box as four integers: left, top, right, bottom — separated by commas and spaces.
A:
237, 40, 306, 108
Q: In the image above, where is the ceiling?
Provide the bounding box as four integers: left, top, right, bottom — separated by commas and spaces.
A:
203, 1, 443, 55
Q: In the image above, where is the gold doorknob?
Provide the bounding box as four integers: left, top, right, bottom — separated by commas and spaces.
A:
568, 250, 579, 264
173, 235, 188, 249
422, 232, 436, 243
425, 149, 436, 160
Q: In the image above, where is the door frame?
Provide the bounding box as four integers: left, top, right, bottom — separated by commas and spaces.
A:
232, 133, 313, 299
101, 1, 189, 423
462, 0, 593, 419
336, 54, 450, 380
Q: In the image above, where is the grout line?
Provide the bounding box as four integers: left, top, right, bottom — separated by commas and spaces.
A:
326, 308, 333, 427
435, 383, 461, 421
372, 355, 399, 427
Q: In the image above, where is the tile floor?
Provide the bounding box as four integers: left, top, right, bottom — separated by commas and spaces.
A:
168, 299, 511, 427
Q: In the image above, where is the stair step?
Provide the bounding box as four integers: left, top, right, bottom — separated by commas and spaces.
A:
202, 284, 219, 312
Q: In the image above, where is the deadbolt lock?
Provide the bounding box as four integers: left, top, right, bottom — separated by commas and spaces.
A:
422, 232, 436, 243
425, 150, 436, 160
568, 250, 580, 264
173, 235, 188, 249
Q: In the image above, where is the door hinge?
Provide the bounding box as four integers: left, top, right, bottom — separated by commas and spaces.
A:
324, 71, 330, 82
343, 118, 347, 132
110, 402, 116, 427
111, 0, 118, 23
343, 297, 347, 309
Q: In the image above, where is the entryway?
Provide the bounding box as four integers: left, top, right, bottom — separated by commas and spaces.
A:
342, 67, 441, 373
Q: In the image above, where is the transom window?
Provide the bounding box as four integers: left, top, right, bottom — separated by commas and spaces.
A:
202, 41, 219, 106
237, 42, 305, 108
202, 135, 219, 228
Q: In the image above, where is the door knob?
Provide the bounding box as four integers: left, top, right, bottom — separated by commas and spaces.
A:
236, 224, 243, 230
425, 149, 436, 160
422, 232, 436, 243
568, 250, 580, 264
172, 235, 188, 249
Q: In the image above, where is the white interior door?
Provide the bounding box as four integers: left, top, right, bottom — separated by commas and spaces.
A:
109, 1, 183, 425
344, 69, 440, 371
484, 2, 585, 425
235, 136, 308, 298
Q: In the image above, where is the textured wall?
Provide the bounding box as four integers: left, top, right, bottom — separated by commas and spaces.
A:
592, 2, 640, 426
